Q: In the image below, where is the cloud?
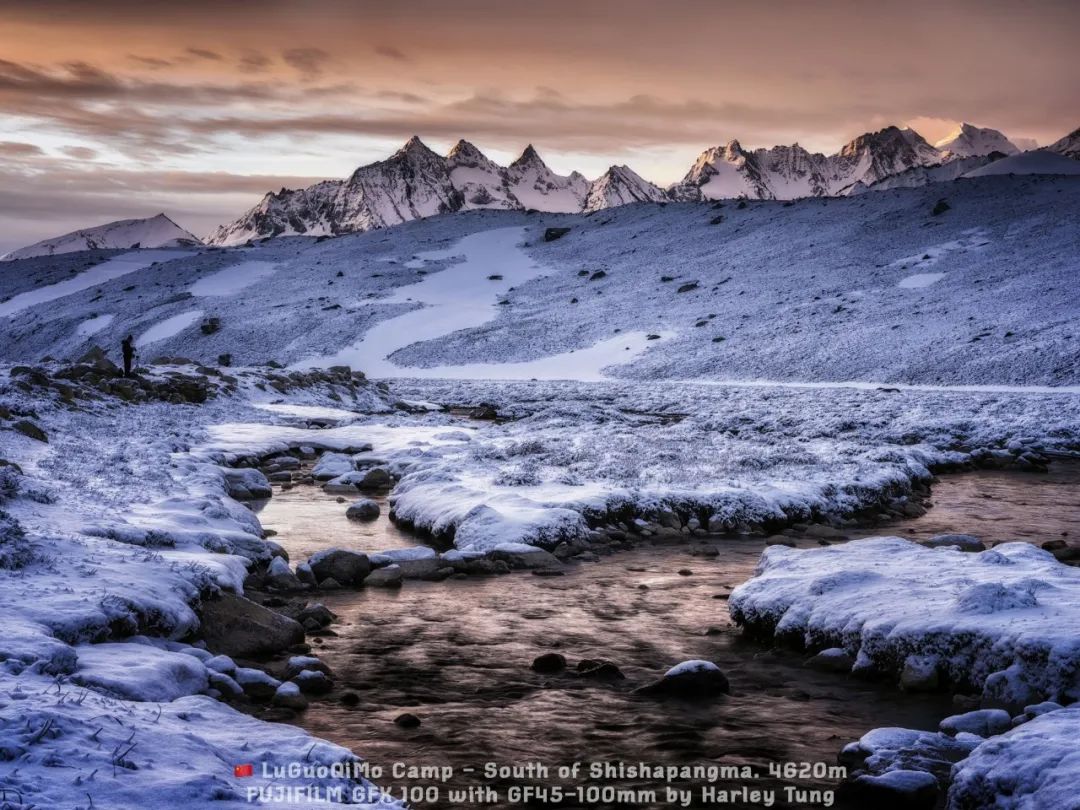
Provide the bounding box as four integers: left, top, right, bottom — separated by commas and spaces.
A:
238, 51, 272, 73
127, 54, 173, 70
186, 47, 223, 61
0, 140, 44, 156
282, 47, 330, 79
374, 45, 409, 62
61, 145, 98, 159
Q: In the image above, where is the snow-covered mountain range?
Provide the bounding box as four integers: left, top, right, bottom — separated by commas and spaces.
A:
2, 214, 201, 261
207, 122, 1077, 246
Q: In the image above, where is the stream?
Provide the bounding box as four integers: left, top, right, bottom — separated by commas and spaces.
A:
252, 462, 1080, 809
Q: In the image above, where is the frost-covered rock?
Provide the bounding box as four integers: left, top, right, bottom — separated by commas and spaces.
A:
312, 451, 355, 480
730, 538, 1080, 707
364, 564, 404, 587
948, 706, 1080, 808
846, 770, 939, 810
221, 466, 272, 500
924, 533, 985, 551
272, 680, 309, 710
940, 708, 1012, 738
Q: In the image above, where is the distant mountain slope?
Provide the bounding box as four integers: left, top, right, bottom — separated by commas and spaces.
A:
963, 151, 1080, 177
4, 175, 1078, 387
2, 214, 201, 261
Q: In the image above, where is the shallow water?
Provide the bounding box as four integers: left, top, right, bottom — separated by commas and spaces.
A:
255, 462, 1080, 809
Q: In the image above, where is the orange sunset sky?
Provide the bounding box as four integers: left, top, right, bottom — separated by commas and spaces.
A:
0, 0, 1077, 249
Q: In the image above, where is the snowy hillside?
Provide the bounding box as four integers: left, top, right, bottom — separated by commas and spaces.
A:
2, 214, 201, 261
963, 151, 1080, 177
2, 174, 1078, 386
934, 123, 1019, 159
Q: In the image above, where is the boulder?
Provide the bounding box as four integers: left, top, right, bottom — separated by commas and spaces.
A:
543, 227, 571, 242
198, 592, 305, 658
634, 660, 730, 698
394, 712, 422, 728
364, 565, 404, 588
222, 467, 272, 500
844, 770, 938, 810
264, 557, 306, 591
357, 467, 392, 491
312, 452, 354, 481
531, 653, 567, 674
308, 548, 371, 586
272, 681, 308, 710
924, 533, 985, 551
346, 498, 381, 521
293, 669, 333, 694
939, 709, 1012, 738
488, 545, 562, 571
806, 648, 854, 673
576, 659, 625, 681
900, 655, 940, 691
11, 420, 48, 443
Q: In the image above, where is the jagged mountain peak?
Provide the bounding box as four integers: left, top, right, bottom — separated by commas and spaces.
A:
510, 144, 547, 170
447, 139, 486, 162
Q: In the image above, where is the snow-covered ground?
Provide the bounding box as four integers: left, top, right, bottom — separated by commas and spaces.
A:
1, 175, 1078, 385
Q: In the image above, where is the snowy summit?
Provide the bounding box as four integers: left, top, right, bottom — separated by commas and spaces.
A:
1, 214, 202, 261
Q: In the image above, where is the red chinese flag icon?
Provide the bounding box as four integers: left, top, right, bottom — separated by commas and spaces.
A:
234, 764, 254, 778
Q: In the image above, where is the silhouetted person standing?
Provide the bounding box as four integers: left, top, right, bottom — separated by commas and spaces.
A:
122, 335, 135, 378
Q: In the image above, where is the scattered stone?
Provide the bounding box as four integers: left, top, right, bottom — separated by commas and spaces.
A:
272, 681, 308, 711
676, 281, 699, 293
931, 199, 950, 216
345, 498, 380, 520
531, 653, 567, 673
899, 655, 940, 691
394, 712, 422, 728
11, 420, 47, 443
469, 403, 499, 420
264, 556, 306, 591
677, 568, 693, 576
634, 660, 729, 698
924, 533, 985, 551
293, 669, 333, 694
577, 659, 625, 681
845, 770, 938, 810
308, 548, 371, 587
543, 227, 571, 242
364, 565, 404, 588
940, 709, 1012, 738
341, 692, 361, 707
357, 468, 391, 491
222, 467, 272, 500
806, 648, 854, 673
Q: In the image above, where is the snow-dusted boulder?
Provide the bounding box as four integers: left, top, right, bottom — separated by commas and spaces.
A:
221, 467, 272, 500
634, 660, 730, 698
940, 709, 1012, 738
312, 452, 355, 480
948, 707, 1080, 808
